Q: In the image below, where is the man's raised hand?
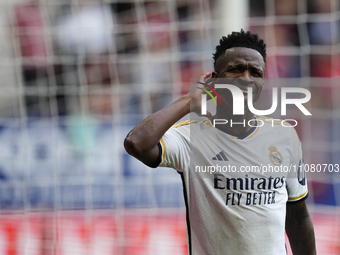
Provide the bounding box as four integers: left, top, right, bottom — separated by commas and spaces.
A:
188, 72, 213, 119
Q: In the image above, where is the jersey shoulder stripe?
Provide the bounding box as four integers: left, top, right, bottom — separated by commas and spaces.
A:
172, 119, 213, 128
159, 119, 211, 166
159, 139, 166, 163
288, 190, 308, 202
172, 120, 199, 128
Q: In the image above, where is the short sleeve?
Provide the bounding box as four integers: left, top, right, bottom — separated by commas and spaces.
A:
286, 128, 308, 203
158, 126, 190, 172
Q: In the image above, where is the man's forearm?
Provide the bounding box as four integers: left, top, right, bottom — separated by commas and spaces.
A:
124, 94, 190, 161
286, 202, 316, 255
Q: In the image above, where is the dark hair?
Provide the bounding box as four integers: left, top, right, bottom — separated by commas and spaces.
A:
213, 29, 266, 67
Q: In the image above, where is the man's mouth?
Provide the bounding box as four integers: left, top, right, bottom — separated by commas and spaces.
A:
239, 87, 257, 96
239, 88, 249, 99
239, 88, 257, 103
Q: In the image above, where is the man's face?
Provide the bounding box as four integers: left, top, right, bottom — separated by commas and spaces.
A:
213, 47, 266, 113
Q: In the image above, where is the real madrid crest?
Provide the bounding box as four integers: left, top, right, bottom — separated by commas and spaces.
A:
268, 145, 283, 166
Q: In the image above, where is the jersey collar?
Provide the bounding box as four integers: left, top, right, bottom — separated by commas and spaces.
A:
211, 117, 259, 140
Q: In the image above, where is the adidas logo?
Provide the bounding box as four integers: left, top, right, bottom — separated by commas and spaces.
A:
212, 151, 229, 161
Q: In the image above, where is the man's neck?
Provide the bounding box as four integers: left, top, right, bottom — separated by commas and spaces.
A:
213, 110, 256, 136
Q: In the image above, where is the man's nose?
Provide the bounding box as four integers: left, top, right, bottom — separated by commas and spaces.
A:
236, 71, 253, 86
241, 70, 253, 81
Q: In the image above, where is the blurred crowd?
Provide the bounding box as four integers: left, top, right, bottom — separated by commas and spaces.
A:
11, 0, 340, 115
250, 0, 340, 78
15, 4, 339, 119
11, 0, 217, 119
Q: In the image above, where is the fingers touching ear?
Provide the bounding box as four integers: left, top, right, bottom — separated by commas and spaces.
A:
212, 71, 218, 78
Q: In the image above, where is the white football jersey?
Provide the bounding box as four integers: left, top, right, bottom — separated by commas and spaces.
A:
159, 116, 308, 255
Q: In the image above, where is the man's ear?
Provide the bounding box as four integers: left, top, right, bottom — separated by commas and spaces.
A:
212, 71, 218, 78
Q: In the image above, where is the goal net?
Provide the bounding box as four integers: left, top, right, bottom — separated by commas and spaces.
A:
0, 0, 338, 254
